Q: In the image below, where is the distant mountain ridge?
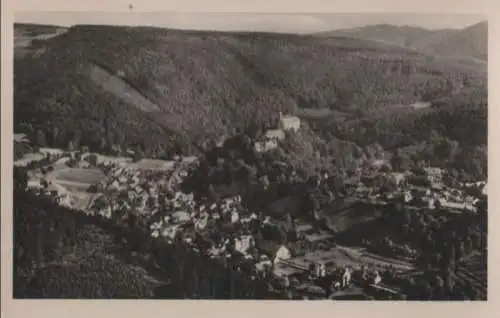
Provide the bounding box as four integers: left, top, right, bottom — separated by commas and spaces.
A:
318, 21, 487, 61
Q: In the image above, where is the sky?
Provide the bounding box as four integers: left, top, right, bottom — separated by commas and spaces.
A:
15, 12, 486, 34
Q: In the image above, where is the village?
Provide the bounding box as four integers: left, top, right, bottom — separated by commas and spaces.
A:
13, 111, 487, 300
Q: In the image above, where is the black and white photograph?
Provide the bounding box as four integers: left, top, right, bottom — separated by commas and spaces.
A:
10, 10, 487, 301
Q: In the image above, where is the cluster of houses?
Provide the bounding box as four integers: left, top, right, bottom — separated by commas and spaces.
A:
27, 180, 74, 208
347, 162, 486, 214
86, 159, 296, 275
88, 159, 190, 219
135, 179, 396, 298
145, 191, 298, 276
149, 191, 199, 241
16, 130, 485, 299
402, 167, 486, 213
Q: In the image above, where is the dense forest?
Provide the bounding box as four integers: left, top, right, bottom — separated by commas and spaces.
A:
14, 24, 487, 179
321, 21, 487, 61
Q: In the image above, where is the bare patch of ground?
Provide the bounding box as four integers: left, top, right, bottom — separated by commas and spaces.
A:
89, 64, 161, 112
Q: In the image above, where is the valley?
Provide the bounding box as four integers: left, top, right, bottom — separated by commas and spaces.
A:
12, 20, 487, 300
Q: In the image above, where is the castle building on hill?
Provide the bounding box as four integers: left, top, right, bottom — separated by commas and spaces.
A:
279, 112, 300, 132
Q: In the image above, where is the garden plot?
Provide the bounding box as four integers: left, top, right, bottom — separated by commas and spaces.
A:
89, 153, 133, 165
126, 159, 177, 171
46, 167, 106, 195
48, 168, 106, 185
42, 168, 106, 212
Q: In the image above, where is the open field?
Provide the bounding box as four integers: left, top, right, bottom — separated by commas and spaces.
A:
39, 147, 66, 155
14, 153, 46, 167
35, 166, 104, 211
14, 24, 67, 48
48, 168, 106, 185
89, 63, 161, 113
126, 159, 177, 171
55, 180, 95, 192
89, 153, 196, 170
40, 168, 108, 199
91, 153, 133, 165
320, 199, 385, 233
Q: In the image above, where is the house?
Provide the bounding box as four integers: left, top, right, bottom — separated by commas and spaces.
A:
424, 167, 444, 185
265, 129, 286, 141
390, 172, 406, 186
427, 198, 436, 209
194, 216, 208, 230
99, 207, 113, 219
134, 185, 143, 194
342, 268, 352, 287
161, 224, 180, 239
274, 245, 291, 265
304, 231, 334, 244
355, 183, 370, 196
404, 191, 413, 203
231, 210, 240, 223
172, 211, 191, 223
108, 180, 120, 191
27, 180, 42, 190
80, 161, 90, 168
254, 139, 279, 153
373, 271, 382, 285
183, 156, 198, 164
235, 235, 254, 255
371, 159, 388, 170
279, 112, 300, 132
255, 256, 273, 272
14, 133, 31, 144
296, 223, 314, 234
439, 199, 466, 211
46, 183, 60, 194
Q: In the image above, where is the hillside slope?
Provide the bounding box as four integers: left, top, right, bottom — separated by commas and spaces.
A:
321, 22, 487, 61
14, 24, 486, 172
14, 23, 68, 58
13, 172, 169, 298
431, 22, 487, 61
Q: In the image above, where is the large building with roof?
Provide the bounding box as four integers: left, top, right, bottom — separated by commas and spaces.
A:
279, 112, 301, 132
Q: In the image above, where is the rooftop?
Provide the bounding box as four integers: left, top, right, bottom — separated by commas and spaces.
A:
265, 129, 286, 140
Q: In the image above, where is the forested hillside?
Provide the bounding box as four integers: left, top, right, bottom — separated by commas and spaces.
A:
13, 168, 167, 298
14, 24, 487, 178
12, 167, 294, 299
321, 21, 487, 61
